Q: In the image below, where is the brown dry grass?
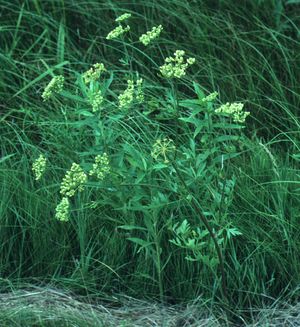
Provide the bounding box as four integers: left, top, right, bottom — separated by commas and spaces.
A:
0, 286, 299, 326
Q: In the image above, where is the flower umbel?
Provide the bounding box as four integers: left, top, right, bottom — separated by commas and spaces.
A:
115, 13, 131, 22
215, 102, 250, 123
135, 78, 144, 103
151, 138, 176, 163
32, 154, 47, 180
55, 197, 70, 222
139, 25, 163, 46
201, 91, 218, 103
118, 80, 135, 109
106, 25, 130, 40
159, 50, 195, 79
90, 91, 104, 112
118, 78, 144, 109
82, 63, 106, 84
60, 163, 87, 197
89, 153, 110, 180
42, 75, 64, 101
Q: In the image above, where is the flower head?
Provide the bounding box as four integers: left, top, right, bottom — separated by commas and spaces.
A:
139, 25, 163, 46
106, 25, 130, 40
215, 102, 250, 123
90, 90, 104, 112
118, 79, 135, 109
151, 138, 176, 163
55, 197, 70, 222
115, 13, 131, 22
32, 154, 47, 180
60, 163, 87, 197
89, 153, 110, 180
118, 78, 144, 109
135, 78, 144, 103
159, 50, 195, 79
42, 75, 64, 101
201, 91, 218, 103
82, 63, 106, 84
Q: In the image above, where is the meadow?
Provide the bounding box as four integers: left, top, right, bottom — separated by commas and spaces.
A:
1, 0, 300, 325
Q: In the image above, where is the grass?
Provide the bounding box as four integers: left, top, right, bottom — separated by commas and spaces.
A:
1, 0, 300, 324
0, 285, 300, 326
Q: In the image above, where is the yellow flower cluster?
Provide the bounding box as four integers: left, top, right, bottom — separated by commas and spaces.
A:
107, 13, 131, 40
42, 75, 64, 101
115, 13, 131, 22
151, 138, 176, 163
139, 25, 163, 46
32, 154, 47, 180
60, 163, 87, 197
55, 197, 70, 222
119, 80, 134, 108
89, 153, 110, 180
118, 78, 144, 109
106, 25, 130, 40
135, 78, 144, 103
90, 91, 104, 112
215, 102, 250, 123
159, 50, 195, 79
82, 63, 106, 84
201, 91, 218, 103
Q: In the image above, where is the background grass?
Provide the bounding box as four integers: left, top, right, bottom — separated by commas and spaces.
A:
1, 0, 300, 323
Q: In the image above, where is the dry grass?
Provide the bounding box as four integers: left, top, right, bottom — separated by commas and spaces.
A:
1, 286, 300, 326
0, 285, 223, 326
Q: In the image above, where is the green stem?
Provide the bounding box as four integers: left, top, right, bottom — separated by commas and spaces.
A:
170, 158, 227, 300
154, 238, 164, 303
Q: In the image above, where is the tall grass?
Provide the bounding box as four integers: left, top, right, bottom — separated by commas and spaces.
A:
1, 0, 300, 322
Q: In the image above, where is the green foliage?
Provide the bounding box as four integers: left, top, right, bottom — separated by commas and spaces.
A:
1, 0, 300, 320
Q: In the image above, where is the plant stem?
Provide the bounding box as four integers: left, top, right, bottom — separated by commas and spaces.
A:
154, 239, 164, 303
170, 158, 227, 300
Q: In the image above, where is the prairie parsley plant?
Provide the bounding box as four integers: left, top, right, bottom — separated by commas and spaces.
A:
60, 163, 87, 197
55, 197, 70, 222
82, 63, 106, 84
32, 154, 47, 180
89, 153, 110, 180
215, 102, 250, 123
42, 75, 64, 101
151, 138, 176, 163
159, 50, 195, 79
139, 25, 163, 46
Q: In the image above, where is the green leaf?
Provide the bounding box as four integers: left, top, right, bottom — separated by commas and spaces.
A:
60, 91, 86, 103
153, 163, 168, 170
226, 227, 242, 239
0, 154, 15, 163
127, 238, 150, 246
291, 153, 300, 161
127, 237, 154, 253
102, 72, 114, 94
57, 20, 65, 65
118, 225, 147, 231
179, 99, 203, 111
213, 122, 244, 129
76, 110, 94, 117
193, 82, 205, 100
214, 135, 240, 143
